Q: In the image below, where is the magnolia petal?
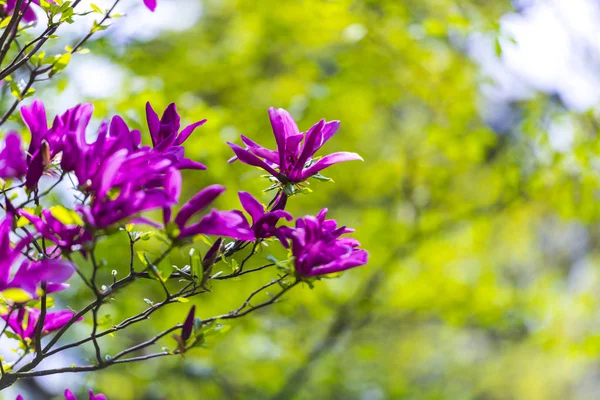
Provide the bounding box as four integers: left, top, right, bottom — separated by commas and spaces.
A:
295, 119, 325, 170
24, 150, 44, 190
21, 100, 47, 152
175, 185, 226, 227
64, 389, 77, 400
175, 119, 207, 146
268, 210, 293, 221
145, 102, 161, 147
314, 120, 340, 153
227, 142, 280, 177
164, 167, 182, 203
178, 158, 207, 170
42, 310, 79, 333
240, 135, 279, 164
143, 0, 157, 11
181, 210, 254, 241
238, 191, 265, 224
306, 249, 368, 276
268, 108, 299, 169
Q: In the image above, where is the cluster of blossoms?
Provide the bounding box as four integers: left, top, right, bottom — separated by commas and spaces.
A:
0, 98, 367, 396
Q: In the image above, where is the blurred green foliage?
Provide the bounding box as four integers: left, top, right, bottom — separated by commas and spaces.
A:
15, 0, 600, 399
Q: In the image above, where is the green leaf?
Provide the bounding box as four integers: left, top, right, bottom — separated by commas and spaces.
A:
28, 296, 55, 309
49, 205, 84, 226
90, 3, 102, 13
495, 37, 502, 57
1, 289, 32, 303
96, 314, 112, 327
91, 20, 109, 33
311, 173, 333, 182
143, 253, 172, 281
0, 17, 12, 29
190, 248, 203, 281
50, 53, 71, 77
423, 18, 446, 36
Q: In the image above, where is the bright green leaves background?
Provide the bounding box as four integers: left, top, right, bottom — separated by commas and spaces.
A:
13, 0, 600, 399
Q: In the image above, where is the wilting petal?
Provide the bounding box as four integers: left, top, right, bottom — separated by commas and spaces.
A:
227, 143, 279, 177
301, 152, 363, 180
175, 185, 226, 227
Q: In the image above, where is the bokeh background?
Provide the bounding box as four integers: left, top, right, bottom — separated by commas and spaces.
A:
6, 0, 600, 398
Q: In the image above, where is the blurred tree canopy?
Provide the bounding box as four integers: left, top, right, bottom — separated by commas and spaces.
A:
12, 0, 600, 399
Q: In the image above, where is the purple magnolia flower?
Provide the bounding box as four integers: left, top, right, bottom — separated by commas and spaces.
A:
60, 107, 143, 191
19, 209, 92, 254
238, 191, 292, 240
228, 108, 362, 183
3, 0, 42, 24
64, 389, 107, 400
2, 307, 78, 341
284, 209, 368, 277
20, 100, 207, 202
0, 214, 74, 297
74, 143, 180, 230
163, 174, 254, 241
0, 132, 27, 179
78, 180, 175, 230
145, 102, 207, 171
20, 101, 94, 189
21, 100, 54, 190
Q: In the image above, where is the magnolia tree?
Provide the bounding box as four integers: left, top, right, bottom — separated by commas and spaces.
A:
0, 0, 368, 398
